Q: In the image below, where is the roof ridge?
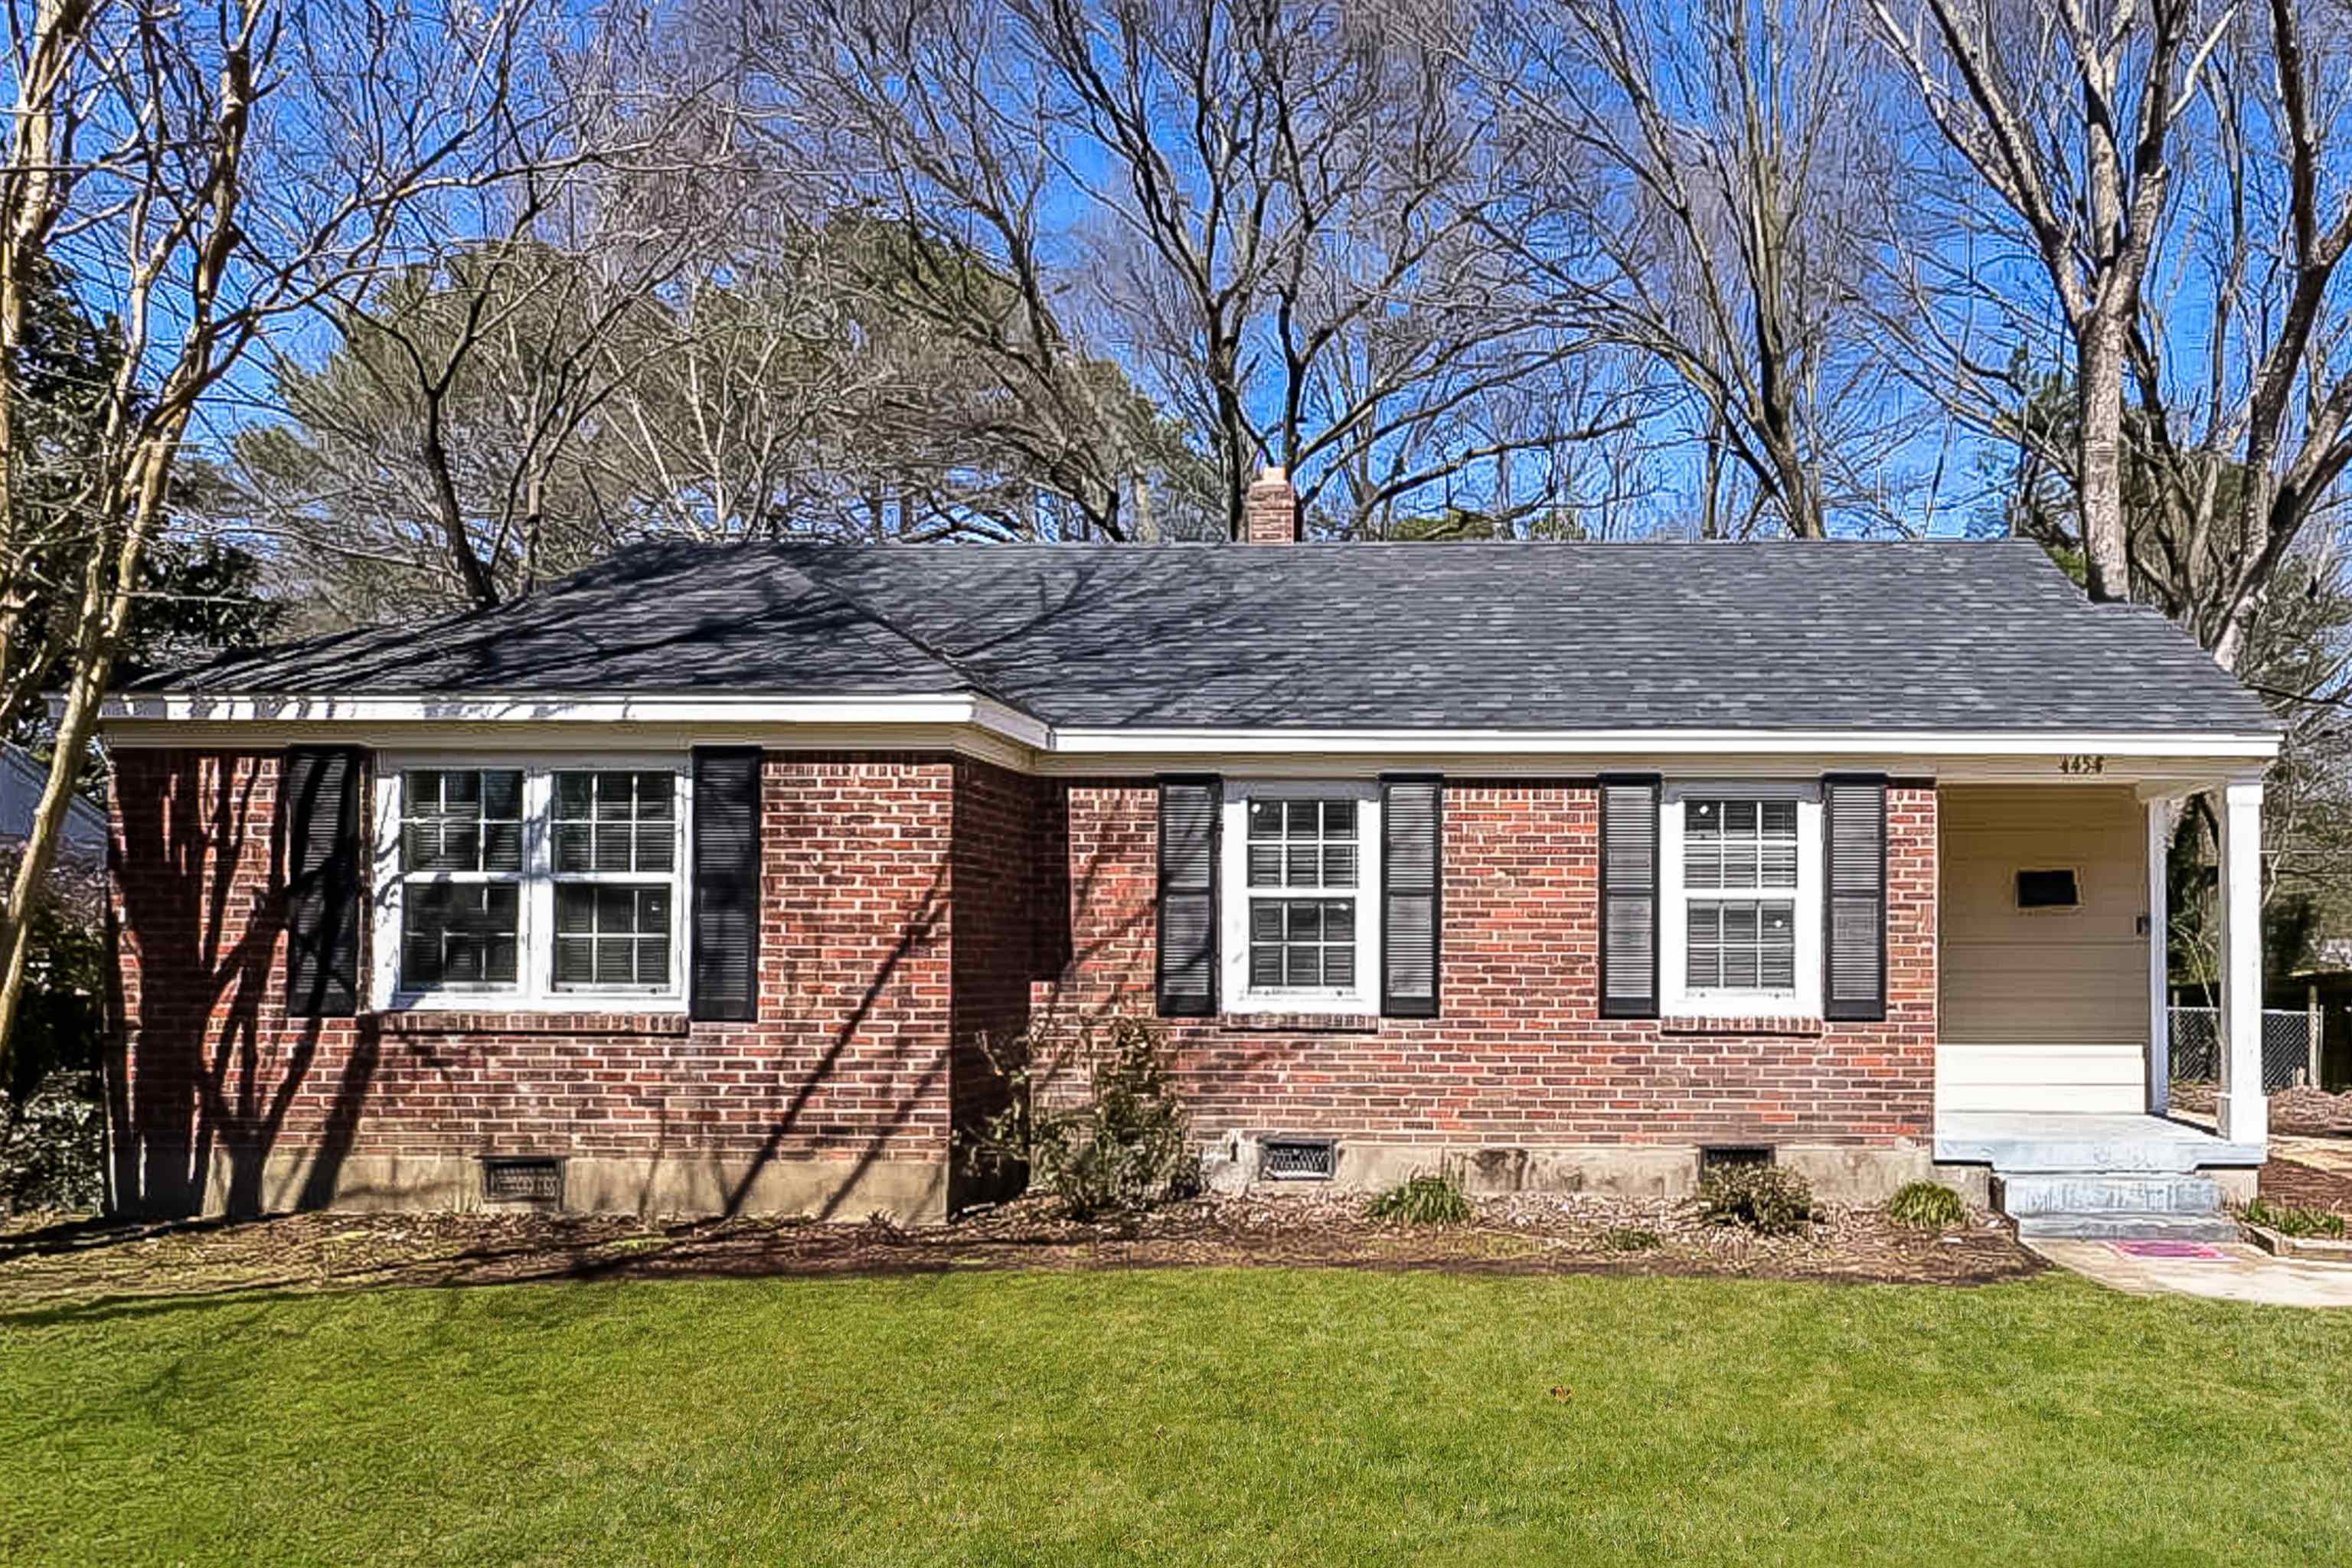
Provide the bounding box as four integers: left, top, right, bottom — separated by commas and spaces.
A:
746, 534, 2034, 551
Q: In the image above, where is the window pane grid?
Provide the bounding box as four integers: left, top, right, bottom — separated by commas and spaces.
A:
1685, 899, 1797, 992
400, 769, 524, 874
400, 883, 520, 988
553, 884, 672, 991
553, 769, 676, 875
1245, 796, 1357, 890
1684, 797, 1797, 893
1248, 898, 1357, 990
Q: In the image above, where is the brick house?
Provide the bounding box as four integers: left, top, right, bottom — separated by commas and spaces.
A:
97, 472, 2283, 1236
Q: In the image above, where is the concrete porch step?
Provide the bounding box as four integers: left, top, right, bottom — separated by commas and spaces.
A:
1934, 1112, 2265, 1175
1994, 1174, 2225, 1217
2013, 1211, 2243, 1243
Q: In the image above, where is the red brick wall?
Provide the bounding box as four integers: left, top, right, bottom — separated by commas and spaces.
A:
946, 758, 1052, 1206
111, 749, 1937, 1217
1037, 779, 1938, 1148
109, 749, 968, 1217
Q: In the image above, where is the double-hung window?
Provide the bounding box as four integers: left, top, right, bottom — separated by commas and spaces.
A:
1220, 780, 1380, 1014
550, 770, 677, 991
397, 767, 526, 989
1660, 784, 1821, 1017
377, 758, 688, 1009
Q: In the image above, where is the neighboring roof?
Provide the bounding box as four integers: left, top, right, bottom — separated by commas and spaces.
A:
122, 538, 2278, 736
1, 743, 107, 853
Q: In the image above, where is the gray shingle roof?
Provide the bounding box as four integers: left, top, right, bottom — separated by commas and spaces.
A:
128, 538, 2277, 734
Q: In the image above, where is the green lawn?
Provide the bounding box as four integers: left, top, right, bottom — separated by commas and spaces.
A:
4, 1269, 2350, 1564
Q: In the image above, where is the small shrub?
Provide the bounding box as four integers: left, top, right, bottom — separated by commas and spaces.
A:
1, 1070, 105, 1214
1697, 1161, 1819, 1236
2, 849, 106, 1215
1367, 1173, 1473, 1226
2243, 1197, 2348, 1239
1885, 1181, 1968, 1230
1599, 1226, 1662, 1253
962, 1016, 1193, 1220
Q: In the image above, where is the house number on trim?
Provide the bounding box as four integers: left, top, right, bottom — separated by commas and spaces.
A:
2060, 754, 2107, 775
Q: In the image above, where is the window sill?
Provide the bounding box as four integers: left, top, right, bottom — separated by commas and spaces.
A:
1659, 1013, 1825, 1038
1217, 1011, 1381, 1034
368, 1009, 694, 1037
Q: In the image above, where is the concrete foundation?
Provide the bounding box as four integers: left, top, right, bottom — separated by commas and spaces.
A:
2207, 1165, 2259, 1204
1203, 1133, 1934, 1204
1932, 1163, 1994, 1208
178, 1150, 951, 1225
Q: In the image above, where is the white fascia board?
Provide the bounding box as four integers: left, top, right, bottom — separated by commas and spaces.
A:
92, 691, 2279, 777
93, 691, 1053, 750
1041, 726, 2282, 762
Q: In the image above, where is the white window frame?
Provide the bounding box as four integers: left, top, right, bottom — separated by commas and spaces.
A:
1660, 779, 1821, 1019
1219, 778, 1382, 1016
371, 752, 692, 1012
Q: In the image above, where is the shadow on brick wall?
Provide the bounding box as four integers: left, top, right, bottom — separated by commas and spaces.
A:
106, 753, 384, 1218
717, 862, 947, 1220
100, 753, 1105, 1226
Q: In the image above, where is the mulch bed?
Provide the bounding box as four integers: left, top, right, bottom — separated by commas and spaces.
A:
2171, 1080, 2352, 1137
0, 1190, 2041, 1310
2169, 1081, 2352, 1220
2260, 1158, 2352, 1220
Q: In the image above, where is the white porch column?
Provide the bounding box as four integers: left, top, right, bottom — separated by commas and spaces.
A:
2217, 778, 2268, 1147
2146, 799, 2170, 1115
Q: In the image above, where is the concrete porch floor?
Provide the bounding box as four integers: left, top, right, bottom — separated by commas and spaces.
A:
1934, 1111, 2265, 1173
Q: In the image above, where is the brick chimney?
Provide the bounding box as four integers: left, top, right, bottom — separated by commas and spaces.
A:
1243, 466, 1299, 544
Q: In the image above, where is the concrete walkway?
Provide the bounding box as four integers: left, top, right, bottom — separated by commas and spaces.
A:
2030, 1238, 2352, 1308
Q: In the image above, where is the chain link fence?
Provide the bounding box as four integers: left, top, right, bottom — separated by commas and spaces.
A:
2167, 1007, 2314, 1091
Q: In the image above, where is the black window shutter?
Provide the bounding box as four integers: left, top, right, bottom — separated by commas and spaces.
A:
1156, 776, 1220, 1018
283, 746, 364, 1017
691, 747, 763, 1022
1599, 775, 1660, 1018
1381, 775, 1442, 1018
1823, 775, 1889, 1021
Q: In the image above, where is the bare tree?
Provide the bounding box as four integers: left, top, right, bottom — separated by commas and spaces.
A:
0, 0, 560, 1074
1465, 0, 1922, 538
733, 0, 1220, 541
1869, 0, 2236, 598
742, 0, 1636, 541
2124, 1, 2352, 669
596, 246, 874, 544
233, 13, 725, 615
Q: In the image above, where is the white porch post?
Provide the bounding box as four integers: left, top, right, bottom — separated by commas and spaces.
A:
2146, 799, 2170, 1115
2217, 777, 2268, 1147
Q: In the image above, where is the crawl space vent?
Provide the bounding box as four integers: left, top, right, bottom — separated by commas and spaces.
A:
481, 1155, 564, 1207
1699, 1145, 1773, 1174
1259, 1136, 1339, 1181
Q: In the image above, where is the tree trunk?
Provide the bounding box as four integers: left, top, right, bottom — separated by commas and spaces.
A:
0, 433, 174, 1079
421, 400, 496, 609
2076, 312, 2132, 601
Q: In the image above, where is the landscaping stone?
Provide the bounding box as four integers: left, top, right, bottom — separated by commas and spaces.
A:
2241, 1223, 2352, 1264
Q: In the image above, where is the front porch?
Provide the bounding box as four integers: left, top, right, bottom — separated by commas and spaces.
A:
1931, 1110, 2262, 1240
1933, 1111, 2265, 1173
1932, 776, 2271, 1237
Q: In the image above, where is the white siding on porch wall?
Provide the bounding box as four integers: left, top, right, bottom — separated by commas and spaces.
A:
1935, 1044, 2146, 1114
1937, 784, 2150, 1115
